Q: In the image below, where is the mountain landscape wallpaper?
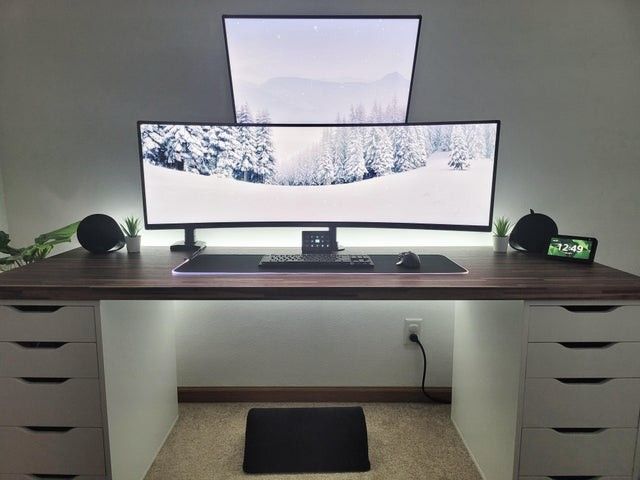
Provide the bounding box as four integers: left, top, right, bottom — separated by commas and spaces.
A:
224, 17, 420, 123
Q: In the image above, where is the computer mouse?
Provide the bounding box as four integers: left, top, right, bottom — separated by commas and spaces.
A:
396, 251, 421, 269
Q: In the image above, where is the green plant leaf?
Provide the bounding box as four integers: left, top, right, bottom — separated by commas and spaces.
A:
21, 244, 54, 263
0, 255, 20, 265
493, 216, 512, 237
0, 231, 9, 249
120, 216, 141, 237
33, 221, 80, 246
0, 221, 80, 270
0, 231, 22, 256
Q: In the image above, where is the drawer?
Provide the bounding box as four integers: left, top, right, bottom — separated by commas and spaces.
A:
0, 306, 95, 342
519, 428, 637, 477
527, 342, 640, 378
0, 476, 106, 480
520, 477, 630, 480
0, 427, 105, 475
528, 306, 640, 342
0, 342, 99, 378
0, 378, 102, 427
523, 378, 640, 428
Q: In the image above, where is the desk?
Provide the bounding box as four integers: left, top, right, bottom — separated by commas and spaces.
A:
1, 247, 640, 480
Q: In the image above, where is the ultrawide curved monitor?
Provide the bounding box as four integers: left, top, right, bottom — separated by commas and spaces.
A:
223, 15, 421, 123
137, 121, 500, 231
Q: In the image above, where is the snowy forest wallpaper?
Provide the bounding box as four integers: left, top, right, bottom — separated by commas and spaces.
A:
139, 121, 498, 227
224, 17, 420, 123
140, 118, 496, 186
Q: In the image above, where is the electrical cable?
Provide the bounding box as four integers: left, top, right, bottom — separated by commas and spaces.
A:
409, 333, 451, 404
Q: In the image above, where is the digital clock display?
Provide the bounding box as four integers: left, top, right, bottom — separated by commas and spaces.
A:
546, 235, 597, 262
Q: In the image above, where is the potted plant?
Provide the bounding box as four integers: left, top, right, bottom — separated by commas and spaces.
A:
493, 216, 512, 253
0, 221, 80, 271
120, 216, 142, 254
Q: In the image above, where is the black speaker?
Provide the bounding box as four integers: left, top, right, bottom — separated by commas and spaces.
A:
509, 209, 558, 254
77, 214, 125, 254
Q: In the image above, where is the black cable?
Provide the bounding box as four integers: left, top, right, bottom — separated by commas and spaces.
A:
409, 333, 451, 404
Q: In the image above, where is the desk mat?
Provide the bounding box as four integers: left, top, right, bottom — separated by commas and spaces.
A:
173, 254, 467, 275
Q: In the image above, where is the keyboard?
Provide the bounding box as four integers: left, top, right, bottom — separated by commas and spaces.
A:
259, 253, 375, 270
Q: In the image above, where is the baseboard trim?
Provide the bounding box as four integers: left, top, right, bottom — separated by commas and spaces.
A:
178, 386, 452, 403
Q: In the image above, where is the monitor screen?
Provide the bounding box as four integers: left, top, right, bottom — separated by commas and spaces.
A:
223, 16, 421, 123
138, 121, 499, 231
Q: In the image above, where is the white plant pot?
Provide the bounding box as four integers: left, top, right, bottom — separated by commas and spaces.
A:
125, 236, 141, 254
493, 236, 509, 253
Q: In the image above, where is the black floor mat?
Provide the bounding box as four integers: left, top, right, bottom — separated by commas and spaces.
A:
243, 406, 371, 474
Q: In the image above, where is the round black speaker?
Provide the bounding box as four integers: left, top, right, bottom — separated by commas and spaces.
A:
77, 214, 125, 254
509, 209, 558, 254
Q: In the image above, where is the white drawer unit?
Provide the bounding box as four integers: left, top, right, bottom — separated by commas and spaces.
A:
0, 426, 106, 476
519, 428, 637, 477
522, 378, 640, 428
0, 306, 96, 342
0, 378, 102, 427
513, 304, 640, 479
528, 305, 640, 342
526, 341, 640, 378
0, 342, 99, 378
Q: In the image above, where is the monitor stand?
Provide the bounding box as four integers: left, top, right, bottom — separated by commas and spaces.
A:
170, 227, 206, 253
327, 226, 341, 252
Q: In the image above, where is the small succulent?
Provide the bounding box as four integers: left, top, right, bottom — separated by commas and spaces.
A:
493, 216, 512, 237
120, 216, 142, 238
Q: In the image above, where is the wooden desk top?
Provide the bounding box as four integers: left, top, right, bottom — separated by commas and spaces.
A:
0, 247, 639, 301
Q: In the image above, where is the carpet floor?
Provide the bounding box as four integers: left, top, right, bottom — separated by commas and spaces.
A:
144, 403, 482, 480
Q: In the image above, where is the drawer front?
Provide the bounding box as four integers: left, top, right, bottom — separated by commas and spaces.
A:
527, 342, 640, 378
0, 378, 102, 427
519, 428, 637, 476
528, 306, 640, 342
523, 378, 640, 428
0, 342, 98, 378
0, 427, 105, 475
0, 306, 96, 342
520, 477, 630, 480
0, 476, 106, 480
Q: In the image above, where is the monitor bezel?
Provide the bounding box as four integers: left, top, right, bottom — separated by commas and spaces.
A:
137, 120, 500, 233
221, 14, 423, 124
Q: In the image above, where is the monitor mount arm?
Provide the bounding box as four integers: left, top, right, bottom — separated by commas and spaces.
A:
170, 227, 206, 253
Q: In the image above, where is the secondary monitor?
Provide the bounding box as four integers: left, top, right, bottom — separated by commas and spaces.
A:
138, 121, 500, 231
223, 15, 421, 123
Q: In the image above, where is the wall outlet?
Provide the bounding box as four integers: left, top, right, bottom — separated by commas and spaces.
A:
404, 318, 423, 345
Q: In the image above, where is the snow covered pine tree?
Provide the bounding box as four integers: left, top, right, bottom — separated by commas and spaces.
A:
364, 126, 394, 178
164, 125, 206, 173
448, 125, 473, 170
213, 126, 243, 178
253, 111, 277, 184
140, 124, 168, 166
235, 105, 259, 181
342, 128, 367, 183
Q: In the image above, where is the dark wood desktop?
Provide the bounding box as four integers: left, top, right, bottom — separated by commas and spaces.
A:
0, 246, 639, 301
2, 246, 640, 479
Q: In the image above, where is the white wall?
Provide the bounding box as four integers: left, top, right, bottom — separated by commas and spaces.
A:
177, 301, 453, 387
0, 1, 639, 387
